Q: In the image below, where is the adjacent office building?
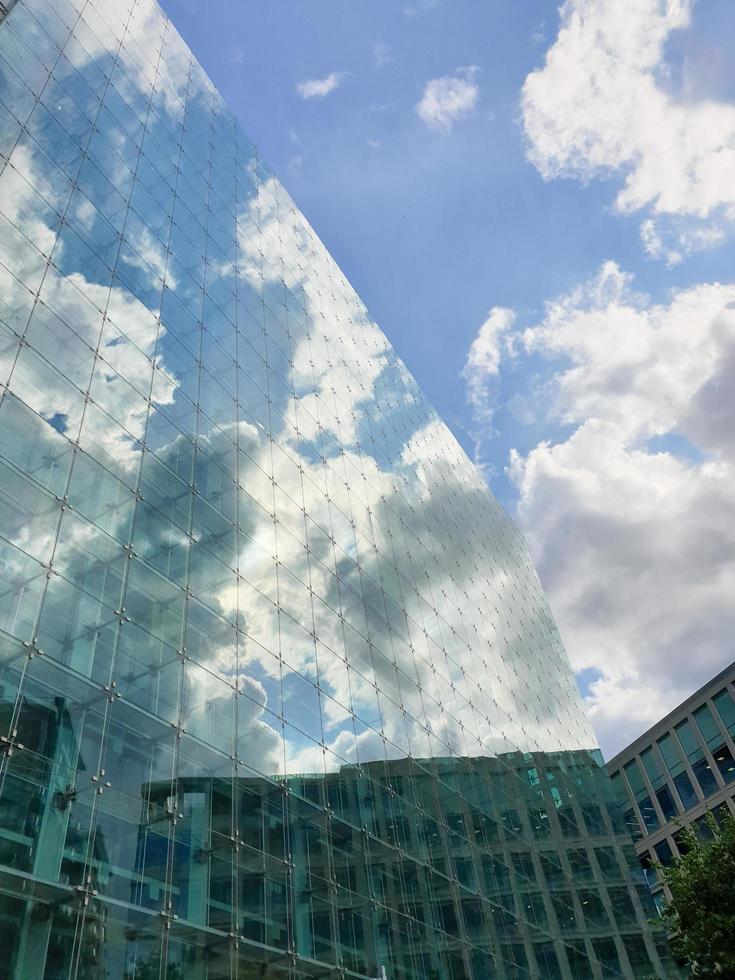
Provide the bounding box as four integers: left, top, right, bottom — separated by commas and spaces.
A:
0, 1, 675, 976
607, 662, 735, 915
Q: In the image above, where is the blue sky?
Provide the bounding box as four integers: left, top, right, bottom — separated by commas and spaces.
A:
159, 0, 735, 755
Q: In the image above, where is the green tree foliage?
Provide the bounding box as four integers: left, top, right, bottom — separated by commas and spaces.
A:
657, 813, 735, 977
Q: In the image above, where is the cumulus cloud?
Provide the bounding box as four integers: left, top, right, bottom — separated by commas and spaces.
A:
522, 0, 735, 260
416, 67, 480, 132
464, 261, 735, 754
297, 72, 345, 100
462, 306, 516, 422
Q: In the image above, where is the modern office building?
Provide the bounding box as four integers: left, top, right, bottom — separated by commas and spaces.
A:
607, 662, 735, 915
0, 0, 675, 976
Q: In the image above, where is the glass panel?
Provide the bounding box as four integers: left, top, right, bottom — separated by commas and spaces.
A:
637, 795, 659, 833
655, 784, 677, 821
639, 850, 658, 888
694, 703, 722, 746
713, 688, 735, 736
624, 759, 646, 797
691, 755, 719, 796
640, 746, 662, 787
657, 731, 684, 775
711, 743, 735, 784
653, 838, 674, 867
675, 718, 702, 759
673, 770, 698, 810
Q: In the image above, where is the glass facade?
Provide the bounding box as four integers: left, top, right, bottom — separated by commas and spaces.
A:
0, 1, 672, 976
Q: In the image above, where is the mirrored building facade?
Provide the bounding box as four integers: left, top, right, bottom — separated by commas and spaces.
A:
0, 1, 674, 976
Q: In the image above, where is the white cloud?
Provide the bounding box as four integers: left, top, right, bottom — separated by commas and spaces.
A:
641, 217, 727, 266
462, 306, 516, 422
404, 0, 441, 18
416, 67, 480, 132
470, 262, 735, 755
373, 42, 392, 68
297, 72, 345, 100
522, 0, 735, 260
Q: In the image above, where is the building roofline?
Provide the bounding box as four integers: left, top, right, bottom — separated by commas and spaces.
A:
606, 659, 735, 769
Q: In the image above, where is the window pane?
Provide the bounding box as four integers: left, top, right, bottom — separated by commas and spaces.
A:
624, 759, 646, 796
711, 743, 735, 784
657, 732, 683, 775
713, 688, 735, 736
694, 703, 722, 746
637, 795, 659, 833
655, 784, 677, 821
640, 746, 662, 786
673, 770, 698, 810
675, 719, 702, 759
691, 756, 719, 796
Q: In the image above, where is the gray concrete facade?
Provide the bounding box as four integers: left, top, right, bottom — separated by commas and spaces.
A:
606, 662, 735, 914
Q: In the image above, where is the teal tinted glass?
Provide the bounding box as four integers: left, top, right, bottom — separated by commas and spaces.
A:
675, 719, 702, 759
694, 703, 721, 746
624, 758, 646, 797
713, 688, 735, 735
657, 731, 684, 774
640, 746, 662, 786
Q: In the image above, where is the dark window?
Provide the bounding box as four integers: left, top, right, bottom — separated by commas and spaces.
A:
534, 942, 562, 979
655, 784, 677, 821
558, 808, 579, 837
691, 755, 719, 797
711, 743, 735, 784
582, 803, 606, 835
608, 886, 638, 925
567, 848, 593, 881
637, 794, 659, 832
512, 852, 536, 885
623, 806, 644, 841
595, 847, 620, 878
593, 938, 622, 975
653, 838, 674, 867
540, 852, 565, 888
579, 890, 609, 927
638, 850, 658, 888
565, 942, 591, 980
673, 770, 698, 810
623, 935, 653, 975
551, 891, 577, 933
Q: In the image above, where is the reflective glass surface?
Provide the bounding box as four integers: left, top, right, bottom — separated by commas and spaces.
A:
713, 688, 735, 735
0, 1, 673, 976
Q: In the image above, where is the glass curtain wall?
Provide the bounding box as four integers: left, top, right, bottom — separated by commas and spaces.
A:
0, 1, 673, 976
